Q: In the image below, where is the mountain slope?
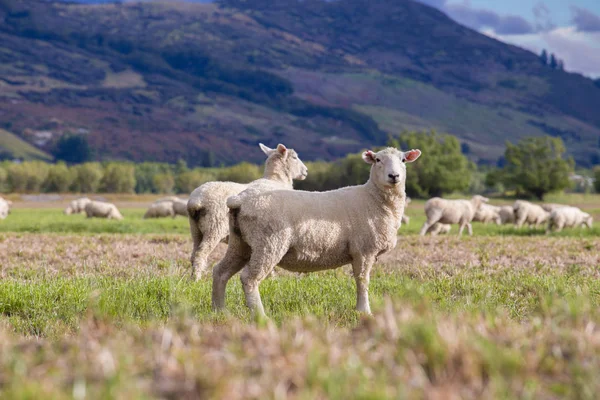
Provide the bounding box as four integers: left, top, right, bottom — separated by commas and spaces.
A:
1, 0, 599, 166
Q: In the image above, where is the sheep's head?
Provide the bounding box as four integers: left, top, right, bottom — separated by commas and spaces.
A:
471, 195, 489, 210
64, 206, 73, 215
362, 147, 421, 190
260, 143, 308, 181
584, 213, 593, 229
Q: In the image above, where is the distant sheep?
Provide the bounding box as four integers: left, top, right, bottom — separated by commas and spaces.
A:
144, 201, 175, 219
473, 204, 501, 225
541, 203, 565, 212
172, 198, 188, 217
513, 200, 549, 229
425, 222, 452, 236
212, 147, 421, 316
0, 197, 11, 220
401, 196, 411, 225
85, 200, 124, 220
187, 143, 307, 280
419, 195, 489, 236
498, 205, 515, 224
547, 206, 593, 233
64, 197, 91, 215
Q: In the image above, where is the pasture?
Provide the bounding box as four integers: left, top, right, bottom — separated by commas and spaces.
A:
0, 194, 600, 398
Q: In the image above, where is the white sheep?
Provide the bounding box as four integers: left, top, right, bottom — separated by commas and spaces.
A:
212, 147, 421, 316
498, 205, 515, 224
144, 201, 175, 219
84, 200, 124, 220
419, 195, 489, 236
64, 197, 91, 215
473, 203, 501, 225
187, 143, 307, 280
425, 222, 452, 235
547, 206, 593, 233
172, 198, 188, 217
0, 197, 11, 220
513, 200, 549, 229
541, 203, 565, 212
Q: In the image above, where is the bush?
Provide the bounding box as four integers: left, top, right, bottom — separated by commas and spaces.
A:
152, 173, 175, 194
389, 131, 473, 197
44, 162, 74, 193
134, 163, 173, 193
175, 170, 216, 194
7, 162, 50, 193
217, 162, 262, 183
101, 163, 136, 193
71, 163, 103, 193
0, 166, 8, 193
594, 167, 600, 194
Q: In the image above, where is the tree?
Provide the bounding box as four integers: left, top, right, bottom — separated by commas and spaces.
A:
495, 136, 573, 200
44, 162, 74, 192
389, 131, 473, 197
549, 53, 558, 69
100, 163, 136, 193
152, 173, 175, 194
540, 49, 548, 65
175, 169, 216, 194
54, 134, 92, 164
557, 59, 565, 71
594, 166, 600, 194
71, 163, 103, 193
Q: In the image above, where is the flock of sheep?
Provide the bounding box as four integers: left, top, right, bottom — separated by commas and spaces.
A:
0, 142, 595, 316
418, 196, 593, 235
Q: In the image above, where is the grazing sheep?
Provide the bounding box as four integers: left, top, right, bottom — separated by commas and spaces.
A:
401, 196, 411, 225
154, 196, 182, 204
419, 195, 489, 236
212, 147, 421, 316
172, 198, 188, 217
85, 200, 124, 220
513, 200, 549, 229
547, 206, 593, 233
144, 201, 175, 219
425, 222, 452, 236
188, 143, 308, 280
498, 205, 515, 224
0, 197, 10, 220
473, 204, 501, 225
64, 197, 91, 215
541, 203, 565, 212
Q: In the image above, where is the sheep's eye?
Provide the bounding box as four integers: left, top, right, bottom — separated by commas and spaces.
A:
376, 158, 381, 163
292, 155, 298, 160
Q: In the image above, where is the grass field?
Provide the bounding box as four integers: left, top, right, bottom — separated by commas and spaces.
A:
0, 195, 600, 398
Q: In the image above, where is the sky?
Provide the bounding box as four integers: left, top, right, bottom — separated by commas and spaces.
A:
418, 0, 600, 78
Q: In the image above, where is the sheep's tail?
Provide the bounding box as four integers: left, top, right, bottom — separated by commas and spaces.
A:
226, 195, 242, 210
187, 199, 204, 222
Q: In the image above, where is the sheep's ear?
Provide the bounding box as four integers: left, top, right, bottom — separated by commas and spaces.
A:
259, 143, 273, 155
276, 144, 287, 155
401, 149, 421, 163
362, 150, 377, 164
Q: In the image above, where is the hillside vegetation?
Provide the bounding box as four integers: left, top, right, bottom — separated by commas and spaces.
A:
1, 0, 599, 165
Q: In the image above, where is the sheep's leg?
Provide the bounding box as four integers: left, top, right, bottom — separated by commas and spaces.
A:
458, 222, 466, 236
419, 222, 431, 236
240, 245, 286, 317
352, 256, 375, 314
211, 234, 250, 311
467, 223, 473, 236
191, 231, 223, 281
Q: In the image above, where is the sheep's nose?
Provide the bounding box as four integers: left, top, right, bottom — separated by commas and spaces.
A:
388, 174, 400, 180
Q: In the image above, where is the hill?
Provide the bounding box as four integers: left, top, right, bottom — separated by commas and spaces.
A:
0, 129, 53, 161
1, 0, 599, 166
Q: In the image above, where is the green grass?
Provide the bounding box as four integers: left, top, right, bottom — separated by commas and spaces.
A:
0, 129, 53, 161
0, 209, 189, 234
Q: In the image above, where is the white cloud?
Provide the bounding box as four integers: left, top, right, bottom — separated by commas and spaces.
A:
484, 27, 600, 77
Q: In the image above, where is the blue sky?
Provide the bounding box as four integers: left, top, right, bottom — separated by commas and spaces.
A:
419, 0, 600, 77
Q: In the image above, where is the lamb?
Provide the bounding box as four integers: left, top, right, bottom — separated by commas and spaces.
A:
547, 206, 593, 233
64, 197, 91, 215
425, 222, 452, 235
144, 201, 175, 219
473, 203, 501, 225
419, 195, 489, 236
513, 200, 549, 229
498, 205, 515, 224
0, 196, 11, 220
541, 203, 565, 212
187, 143, 308, 280
84, 200, 124, 220
212, 147, 421, 316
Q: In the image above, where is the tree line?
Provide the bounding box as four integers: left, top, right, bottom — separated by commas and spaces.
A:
1, 132, 596, 200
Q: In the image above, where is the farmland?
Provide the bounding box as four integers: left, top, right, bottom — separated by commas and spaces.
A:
0, 194, 600, 398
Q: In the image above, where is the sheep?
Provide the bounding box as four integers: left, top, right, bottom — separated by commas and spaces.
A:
64, 197, 91, 215
212, 147, 421, 316
541, 203, 565, 212
425, 222, 452, 236
513, 200, 549, 229
498, 205, 515, 224
154, 196, 182, 204
172, 198, 188, 217
84, 200, 124, 220
0, 197, 10, 220
144, 201, 175, 219
401, 196, 411, 225
473, 203, 501, 225
419, 195, 489, 236
187, 143, 308, 280
547, 206, 593, 233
